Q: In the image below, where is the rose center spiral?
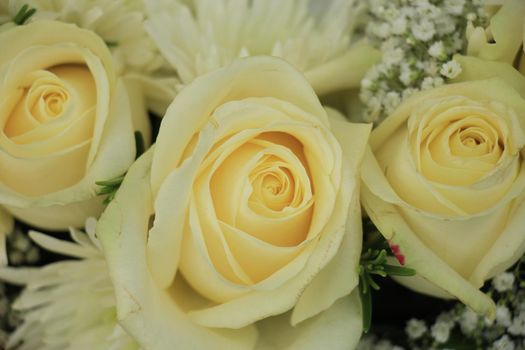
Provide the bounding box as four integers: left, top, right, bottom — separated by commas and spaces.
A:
250, 162, 295, 211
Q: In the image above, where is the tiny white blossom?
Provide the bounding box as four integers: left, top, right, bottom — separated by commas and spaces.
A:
384, 92, 401, 115
421, 76, 436, 90
425, 60, 440, 76
400, 6, 416, 19
459, 308, 479, 334
492, 272, 516, 292
412, 21, 436, 41
485, 315, 496, 326
440, 60, 462, 79
384, 48, 404, 66
428, 41, 445, 59
508, 313, 525, 336
434, 76, 444, 87
435, 16, 456, 36
452, 33, 464, 51
402, 88, 418, 100
496, 306, 512, 327
360, 89, 374, 103
375, 340, 396, 350
405, 319, 427, 340
384, 7, 400, 22
415, 1, 441, 20
467, 13, 477, 22
444, 0, 465, 15
369, 0, 387, 17
374, 22, 392, 39
391, 16, 407, 35
492, 335, 515, 350
362, 78, 373, 89
431, 321, 452, 343
400, 63, 415, 86
518, 298, 525, 312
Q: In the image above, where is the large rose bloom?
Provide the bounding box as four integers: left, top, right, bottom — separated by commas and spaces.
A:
99, 56, 370, 349
361, 73, 525, 317
0, 20, 137, 232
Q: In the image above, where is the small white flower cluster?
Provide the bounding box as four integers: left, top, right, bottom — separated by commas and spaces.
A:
360, 0, 487, 123
5, 227, 39, 266
359, 257, 525, 349
408, 265, 525, 349
357, 335, 406, 350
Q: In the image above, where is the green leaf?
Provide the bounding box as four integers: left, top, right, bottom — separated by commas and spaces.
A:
357, 226, 418, 334
105, 41, 119, 48
359, 274, 373, 333
383, 264, 416, 277
12, 4, 36, 25
96, 131, 146, 204
95, 175, 125, 187
96, 186, 117, 195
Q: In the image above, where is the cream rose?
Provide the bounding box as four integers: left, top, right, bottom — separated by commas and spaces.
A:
98, 57, 370, 349
466, 0, 525, 75
0, 20, 137, 231
361, 71, 525, 317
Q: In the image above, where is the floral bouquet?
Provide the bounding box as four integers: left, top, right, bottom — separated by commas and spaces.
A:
0, 0, 523, 349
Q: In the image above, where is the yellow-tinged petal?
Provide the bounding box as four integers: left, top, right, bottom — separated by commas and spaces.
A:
188, 150, 351, 328
453, 55, 525, 98
256, 292, 362, 350
470, 191, 525, 285
122, 76, 152, 146
152, 56, 327, 193
98, 149, 258, 350
360, 181, 496, 318
291, 114, 370, 325
466, 0, 525, 63
305, 42, 381, 95
147, 125, 216, 289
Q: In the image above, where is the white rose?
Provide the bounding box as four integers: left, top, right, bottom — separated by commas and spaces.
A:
0, 20, 137, 231
99, 56, 370, 349
361, 73, 525, 318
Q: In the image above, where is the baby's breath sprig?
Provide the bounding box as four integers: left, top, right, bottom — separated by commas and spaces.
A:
360, 0, 488, 124
11, 4, 36, 26
96, 131, 145, 204
359, 252, 525, 350
359, 244, 416, 333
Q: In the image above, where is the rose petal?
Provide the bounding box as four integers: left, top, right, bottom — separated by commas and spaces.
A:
291, 116, 370, 325
255, 292, 362, 350
152, 56, 327, 194
305, 42, 381, 95
466, 0, 525, 63
98, 149, 257, 350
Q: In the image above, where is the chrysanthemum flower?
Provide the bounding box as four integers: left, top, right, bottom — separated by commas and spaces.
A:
0, 219, 137, 350
144, 0, 378, 95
